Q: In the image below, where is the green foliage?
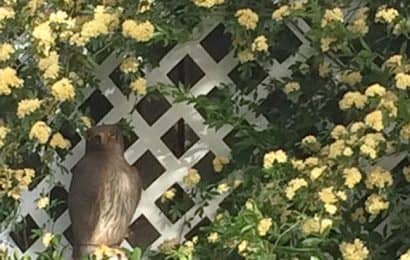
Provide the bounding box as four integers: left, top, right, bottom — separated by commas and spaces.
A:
0, 0, 410, 259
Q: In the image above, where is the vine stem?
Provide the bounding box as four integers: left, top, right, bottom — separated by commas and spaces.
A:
272, 220, 301, 251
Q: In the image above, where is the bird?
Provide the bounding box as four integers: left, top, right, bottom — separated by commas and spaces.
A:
68, 124, 142, 259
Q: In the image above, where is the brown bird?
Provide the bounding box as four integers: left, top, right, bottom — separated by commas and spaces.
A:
68, 124, 142, 259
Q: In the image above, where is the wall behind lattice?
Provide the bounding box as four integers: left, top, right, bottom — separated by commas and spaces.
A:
1, 20, 406, 259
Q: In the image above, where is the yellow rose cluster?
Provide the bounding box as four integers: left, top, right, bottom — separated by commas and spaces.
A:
130, 77, 147, 95
183, 168, 201, 188
92, 245, 126, 259
0, 167, 35, 200
343, 167, 362, 188
365, 194, 389, 215
321, 8, 344, 27
375, 6, 399, 24
339, 239, 369, 260
365, 166, 393, 189
400, 123, 410, 141
51, 77, 75, 102
162, 187, 176, 202
318, 186, 345, 215
251, 36, 268, 52
257, 218, 272, 236
29, 121, 51, 144
212, 156, 230, 172
50, 132, 71, 150
70, 5, 120, 46
285, 177, 308, 200
0, 43, 14, 61
0, 67, 23, 95
122, 20, 155, 42
339, 91, 367, 110
347, 7, 369, 35
235, 9, 259, 30
302, 215, 332, 235
271, 1, 307, 21
38, 51, 60, 80
0, 126, 10, 149
0, 6, 15, 29
284, 82, 300, 94
120, 57, 139, 74
17, 98, 42, 118
263, 149, 288, 168
192, 0, 224, 8
340, 71, 362, 86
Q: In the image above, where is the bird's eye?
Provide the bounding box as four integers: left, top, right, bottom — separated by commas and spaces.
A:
89, 135, 101, 145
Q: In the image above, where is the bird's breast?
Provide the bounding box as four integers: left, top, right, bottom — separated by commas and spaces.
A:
91, 169, 135, 243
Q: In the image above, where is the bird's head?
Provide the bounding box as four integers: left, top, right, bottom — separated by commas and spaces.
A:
85, 124, 124, 153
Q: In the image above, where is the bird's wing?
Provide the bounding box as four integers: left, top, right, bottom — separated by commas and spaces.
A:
124, 164, 143, 238
128, 165, 143, 217
68, 154, 105, 245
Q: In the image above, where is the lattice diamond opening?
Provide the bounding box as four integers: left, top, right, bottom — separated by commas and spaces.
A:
161, 119, 200, 159
155, 183, 195, 223
167, 55, 205, 87
136, 90, 171, 126
133, 150, 166, 189
127, 215, 161, 249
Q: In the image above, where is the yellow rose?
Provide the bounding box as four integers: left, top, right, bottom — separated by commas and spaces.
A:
122, 20, 155, 42
257, 218, 272, 236
192, 0, 224, 8
320, 37, 336, 52
130, 77, 147, 95
251, 35, 268, 52
80, 116, 92, 129
365, 194, 389, 215
37, 196, 49, 209
339, 239, 369, 260
263, 149, 287, 168
0, 126, 10, 148
183, 168, 201, 188
42, 232, 54, 248
0, 43, 14, 61
365, 83, 386, 97
120, 57, 139, 73
399, 249, 410, 260
237, 49, 255, 63
0, 67, 24, 95
339, 91, 368, 110
207, 232, 219, 243
365, 166, 393, 189
38, 51, 59, 79
364, 110, 384, 131
321, 8, 344, 27
285, 178, 308, 200
235, 9, 258, 30
318, 186, 337, 204
29, 121, 51, 144
272, 5, 290, 21
17, 98, 42, 118
343, 167, 362, 188
395, 73, 410, 90
375, 6, 399, 23
217, 183, 230, 194
161, 188, 176, 202
49, 132, 71, 150
51, 78, 75, 102
284, 82, 300, 94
